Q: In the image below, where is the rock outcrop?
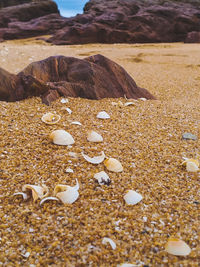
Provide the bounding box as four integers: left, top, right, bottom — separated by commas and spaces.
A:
47, 0, 200, 45
0, 54, 155, 105
1, 0, 199, 44
0, 0, 64, 41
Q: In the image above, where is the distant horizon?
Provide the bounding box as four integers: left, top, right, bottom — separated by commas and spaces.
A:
54, 0, 88, 17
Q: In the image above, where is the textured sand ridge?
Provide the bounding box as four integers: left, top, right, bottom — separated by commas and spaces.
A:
0, 40, 199, 266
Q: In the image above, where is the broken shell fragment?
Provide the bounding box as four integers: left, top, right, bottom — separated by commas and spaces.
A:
41, 112, 60, 125
124, 101, 137, 106
81, 151, 105, 164
97, 111, 110, 119
70, 121, 82, 126
87, 130, 103, 143
60, 98, 68, 104
54, 179, 79, 204
139, 97, 147, 101
22, 184, 49, 202
53, 184, 68, 196
49, 130, 75, 146
182, 158, 199, 172
124, 190, 143, 205
65, 168, 74, 173
13, 192, 29, 201
40, 197, 59, 206
102, 237, 116, 250
104, 158, 123, 172
165, 237, 191, 256
66, 108, 72, 114
94, 171, 111, 185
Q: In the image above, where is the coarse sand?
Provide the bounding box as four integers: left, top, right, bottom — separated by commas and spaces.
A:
0, 39, 199, 266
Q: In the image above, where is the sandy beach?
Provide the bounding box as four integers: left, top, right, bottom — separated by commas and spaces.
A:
0, 40, 199, 266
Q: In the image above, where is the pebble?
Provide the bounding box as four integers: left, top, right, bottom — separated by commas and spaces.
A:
182, 132, 197, 140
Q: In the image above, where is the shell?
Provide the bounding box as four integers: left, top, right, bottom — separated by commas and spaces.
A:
41, 112, 60, 125
54, 179, 79, 204
124, 101, 137, 106
22, 184, 49, 202
87, 130, 103, 142
139, 97, 147, 101
81, 151, 105, 164
65, 168, 74, 173
40, 197, 59, 206
13, 192, 29, 201
104, 158, 123, 172
49, 130, 75, 146
53, 184, 68, 196
60, 98, 68, 103
97, 111, 110, 119
70, 121, 82, 126
66, 107, 72, 114
124, 190, 143, 205
102, 237, 116, 250
165, 237, 191, 256
182, 158, 199, 172
94, 171, 111, 185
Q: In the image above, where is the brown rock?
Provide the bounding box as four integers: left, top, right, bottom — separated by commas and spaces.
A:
185, 31, 200, 43
0, 54, 155, 104
0, 0, 64, 40
47, 0, 200, 45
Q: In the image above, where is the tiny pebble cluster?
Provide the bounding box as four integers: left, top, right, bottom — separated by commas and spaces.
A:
0, 42, 199, 266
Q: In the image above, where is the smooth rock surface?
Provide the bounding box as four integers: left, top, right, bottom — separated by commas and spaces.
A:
0, 54, 155, 105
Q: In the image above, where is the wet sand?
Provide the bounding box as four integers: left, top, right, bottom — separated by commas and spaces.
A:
0, 39, 199, 266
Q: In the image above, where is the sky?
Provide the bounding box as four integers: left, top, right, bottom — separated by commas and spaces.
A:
54, 0, 89, 17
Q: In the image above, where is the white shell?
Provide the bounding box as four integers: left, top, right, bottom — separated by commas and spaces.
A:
65, 168, 74, 173
97, 111, 110, 119
13, 192, 29, 201
81, 151, 105, 164
124, 101, 137, 106
165, 237, 191, 256
104, 158, 123, 172
60, 98, 69, 103
186, 161, 199, 172
139, 97, 147, 101
54, 179, 79, 204
40, 197, 59, 206
87, 130, 103, 142
102, 237, 116, 250
41, 112, 61, 125
182, 158, 199, 172
124, 190, 143, 205
94, 171, 110, 185
50, 130, 75, 145
22, 184, 49, 202
70, 121, 82, 126
66, 108, 72, 114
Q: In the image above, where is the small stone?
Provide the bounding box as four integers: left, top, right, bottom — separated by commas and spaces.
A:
182, 132, 197, 140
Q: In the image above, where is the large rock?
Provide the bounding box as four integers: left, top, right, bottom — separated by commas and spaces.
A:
0, 54, 155, 105
0, 0, 65, 41
47, 0, 200, 45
